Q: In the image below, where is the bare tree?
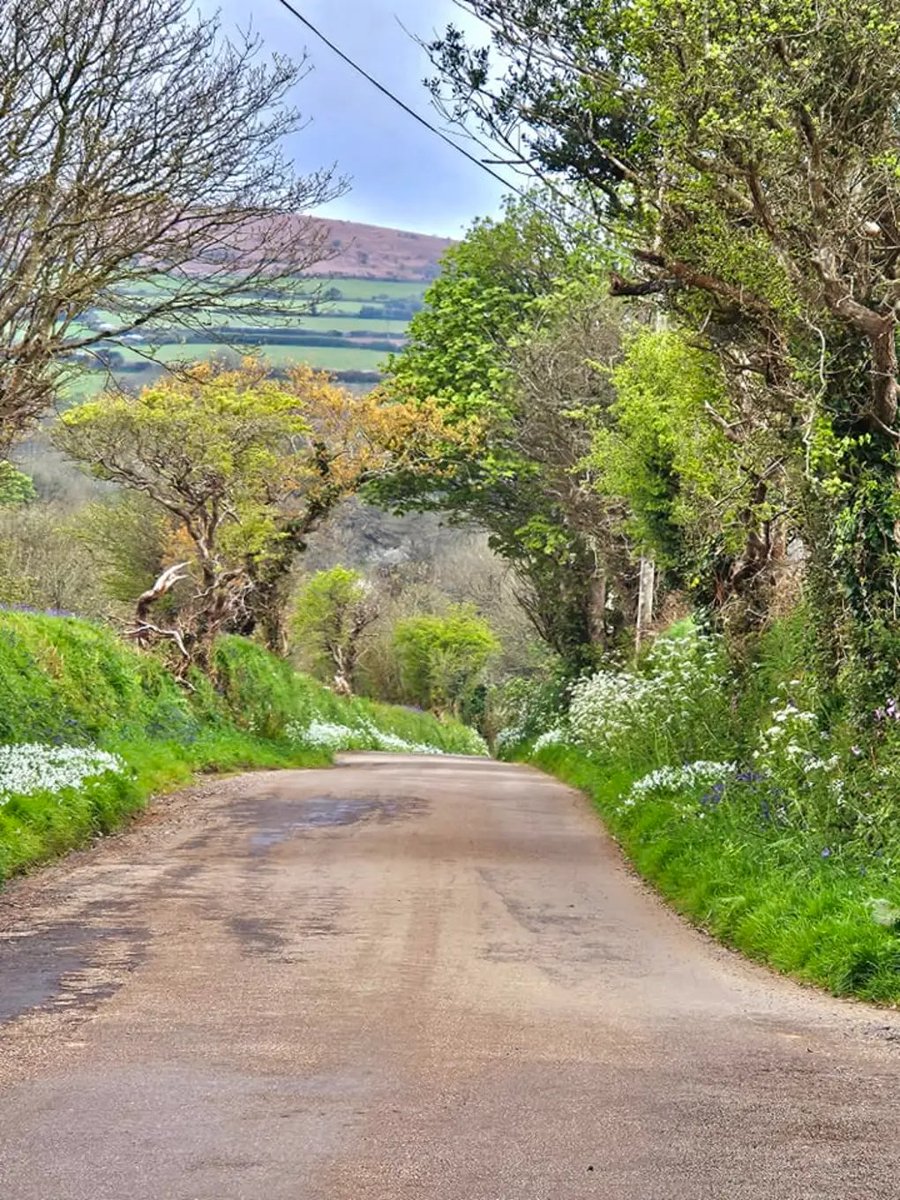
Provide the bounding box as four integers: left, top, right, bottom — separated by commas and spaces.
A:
0, 0, 344, 451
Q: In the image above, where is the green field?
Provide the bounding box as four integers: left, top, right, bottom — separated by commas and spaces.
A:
304, 278, 430, 301
64, 274, 425, 398
282, 315, 409, 336
241, 344, 388, 371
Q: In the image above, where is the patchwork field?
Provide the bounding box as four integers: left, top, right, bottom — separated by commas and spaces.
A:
63, 218, 449, 400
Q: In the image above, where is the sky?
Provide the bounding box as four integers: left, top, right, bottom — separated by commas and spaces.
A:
207, 1, 510, 237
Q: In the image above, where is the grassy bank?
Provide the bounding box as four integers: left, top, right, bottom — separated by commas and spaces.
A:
501, 620, 900, 1005
531, 745, 900, 1004
0, 612, 485, 883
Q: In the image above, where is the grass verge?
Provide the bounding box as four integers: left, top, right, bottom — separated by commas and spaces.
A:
530, 743, 900, 1005
0, 612, 484, 884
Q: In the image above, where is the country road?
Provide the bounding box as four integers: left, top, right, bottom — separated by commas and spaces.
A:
1, 754, 899, 1199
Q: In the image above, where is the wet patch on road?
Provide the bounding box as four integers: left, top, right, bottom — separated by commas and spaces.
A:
240, 793, 430, 855
227, 915, 290, 960
0, 919, 148, 1025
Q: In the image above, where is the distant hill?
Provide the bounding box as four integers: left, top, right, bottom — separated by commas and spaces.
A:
65, 219, 453, 399
303, 217, 454, 282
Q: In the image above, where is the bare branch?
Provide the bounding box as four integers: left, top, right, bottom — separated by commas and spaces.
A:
0, 0, 345, 451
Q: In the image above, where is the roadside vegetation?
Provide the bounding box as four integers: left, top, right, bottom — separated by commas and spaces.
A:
492, 618, 900, 1003
0, 611, 485, 883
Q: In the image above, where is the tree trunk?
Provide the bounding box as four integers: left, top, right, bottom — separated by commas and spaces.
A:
635, 558, 655, 652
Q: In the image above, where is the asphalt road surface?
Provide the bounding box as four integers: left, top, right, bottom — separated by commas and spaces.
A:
1, 753, 899, 1199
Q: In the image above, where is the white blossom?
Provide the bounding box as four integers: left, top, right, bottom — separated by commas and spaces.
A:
0, 743, 127, 806
532, 727, 565, 752
284, 718, 487, 758
619, 760, 736, 809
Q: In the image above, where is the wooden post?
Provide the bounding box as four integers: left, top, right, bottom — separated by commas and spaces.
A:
636, 556, 655, 652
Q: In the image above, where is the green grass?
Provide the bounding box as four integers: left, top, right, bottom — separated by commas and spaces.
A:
310, 300, 396, 315
0, 613, 484, 884
288, 316, 410, 336
530, 744, 900, 1004
307, 278, 428, 300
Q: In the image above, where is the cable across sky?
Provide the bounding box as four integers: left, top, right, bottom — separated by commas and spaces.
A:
272, 0, 523, 196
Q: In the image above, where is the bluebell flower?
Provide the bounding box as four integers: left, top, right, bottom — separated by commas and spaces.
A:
735, 770, 765, 784
699, 780, 727, 807
821, 847, 832, 859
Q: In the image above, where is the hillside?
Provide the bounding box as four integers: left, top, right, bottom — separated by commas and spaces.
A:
65, 219, 451, 398
306, 216, 454, 281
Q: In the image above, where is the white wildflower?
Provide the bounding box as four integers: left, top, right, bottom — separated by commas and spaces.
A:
533, 727, 565, 752
0, 743, 127, 806
869, 898, 900, 928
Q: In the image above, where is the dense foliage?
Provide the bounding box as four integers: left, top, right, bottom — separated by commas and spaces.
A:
431, 0, 900, 697
291, 566, 379, 694
392, 606, 499, 719
378, 199, 631, 670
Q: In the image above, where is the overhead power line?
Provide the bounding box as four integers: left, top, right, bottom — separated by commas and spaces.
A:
272, 0, 522, 195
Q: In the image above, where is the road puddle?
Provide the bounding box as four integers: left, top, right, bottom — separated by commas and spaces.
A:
247, 794, 429, 853
0, 919, 147, 1025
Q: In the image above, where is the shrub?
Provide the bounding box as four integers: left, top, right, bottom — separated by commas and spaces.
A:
392, 605, 499, 717
489, 670, 571, 753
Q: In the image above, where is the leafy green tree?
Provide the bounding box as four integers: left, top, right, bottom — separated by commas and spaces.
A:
593, 329, 791, 621
392, 606, 499, 718
56, 361, 455, 663
431, 0, 900, 698
292, 567, 379, 695
55, 362, 325, 665
377, 197, 631, 669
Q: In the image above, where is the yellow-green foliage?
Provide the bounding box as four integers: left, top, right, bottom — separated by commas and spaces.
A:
392, 606, 500, 716
291, 566, 376, 683
592, 328, 744, 564
57, 362, 315, 564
